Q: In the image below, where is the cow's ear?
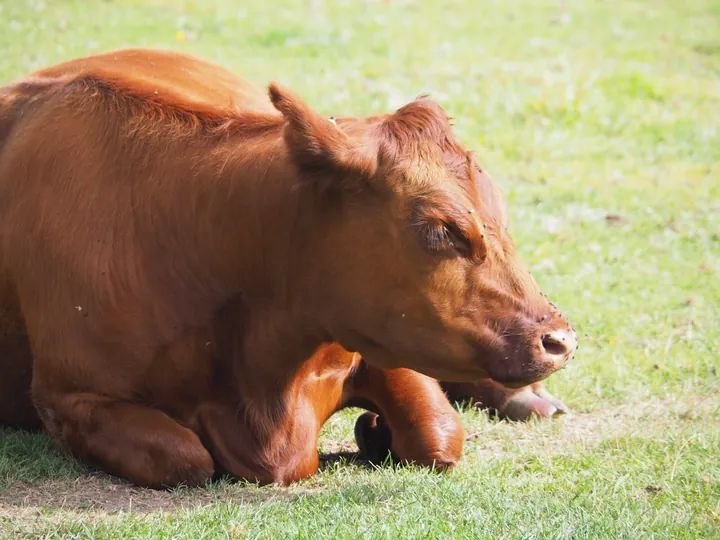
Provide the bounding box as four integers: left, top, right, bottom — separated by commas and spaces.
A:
268, 83, 377, 189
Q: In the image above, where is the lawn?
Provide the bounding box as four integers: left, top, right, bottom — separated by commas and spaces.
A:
1, 0, 719, 537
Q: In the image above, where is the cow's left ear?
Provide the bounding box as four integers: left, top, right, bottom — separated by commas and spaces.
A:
268, 83, 377, 189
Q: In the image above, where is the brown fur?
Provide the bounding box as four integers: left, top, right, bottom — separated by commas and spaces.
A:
0, 49, 576, 487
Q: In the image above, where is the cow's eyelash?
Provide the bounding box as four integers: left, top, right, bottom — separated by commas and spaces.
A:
418, 221, 471, 256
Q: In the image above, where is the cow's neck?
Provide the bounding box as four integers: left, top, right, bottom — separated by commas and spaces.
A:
179, 136, 311, 287
183, 130, 333, 400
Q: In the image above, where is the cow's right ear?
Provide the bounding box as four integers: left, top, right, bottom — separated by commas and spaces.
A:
268, 83, 377, 190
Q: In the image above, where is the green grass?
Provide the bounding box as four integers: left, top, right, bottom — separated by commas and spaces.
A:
1, 0, 719, 537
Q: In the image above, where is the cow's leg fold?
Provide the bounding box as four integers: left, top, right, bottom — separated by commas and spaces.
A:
195, 400, 321, 486
441, 379, 569, 421
36, 393, 214, 489
345, 364, 464, 470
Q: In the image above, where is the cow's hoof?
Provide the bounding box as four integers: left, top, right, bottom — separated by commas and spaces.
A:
354, 411, 393, 463
500, 385, 569, 421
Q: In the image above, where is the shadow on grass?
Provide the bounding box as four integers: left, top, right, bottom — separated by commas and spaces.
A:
0, 427, 387, 516
0, 428, 88, 487
318, 451, 377, 471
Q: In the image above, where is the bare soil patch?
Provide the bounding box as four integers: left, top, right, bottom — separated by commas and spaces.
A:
465, 393, 719, 458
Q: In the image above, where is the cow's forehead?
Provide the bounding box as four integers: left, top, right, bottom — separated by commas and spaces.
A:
429, 154, 507, 231
468, 162, 508, 220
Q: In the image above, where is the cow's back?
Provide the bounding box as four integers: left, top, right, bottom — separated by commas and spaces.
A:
0, 49, 276, 172
24, 48, 276, 116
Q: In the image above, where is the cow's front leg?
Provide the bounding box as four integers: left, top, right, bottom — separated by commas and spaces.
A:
344, 363, 464, 470
195, 398, 321, 486
35, 392, 215, 489
440, 379, 569, 421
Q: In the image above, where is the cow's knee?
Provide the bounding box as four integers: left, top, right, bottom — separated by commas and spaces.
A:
196, 400, 320, 486
37, 392, 214, 489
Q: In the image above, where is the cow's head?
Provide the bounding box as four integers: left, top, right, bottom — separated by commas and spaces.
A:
270, 84, 577, 385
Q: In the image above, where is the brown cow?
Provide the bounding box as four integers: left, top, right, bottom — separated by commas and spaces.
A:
0, 49, 577, 488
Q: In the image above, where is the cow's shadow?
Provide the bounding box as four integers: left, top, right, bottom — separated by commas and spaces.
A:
318, 450, 378, 470
0, 427, 386, 516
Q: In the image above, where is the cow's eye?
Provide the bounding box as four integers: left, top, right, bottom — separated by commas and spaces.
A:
423, 222, 472, 257
443, 223, 473, 255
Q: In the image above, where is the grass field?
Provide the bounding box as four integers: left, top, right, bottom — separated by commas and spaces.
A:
1, 0, 719, 537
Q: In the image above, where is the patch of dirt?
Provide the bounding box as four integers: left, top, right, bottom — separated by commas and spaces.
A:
465, 394, 719, 458
0, 471, 322, 519
0, 451, 370, 520
2, 475, 207, 515
318, 438, 359, 456
605, 213, 629, 226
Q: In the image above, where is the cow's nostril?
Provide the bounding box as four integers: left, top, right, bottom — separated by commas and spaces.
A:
541, 331, 571, 357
